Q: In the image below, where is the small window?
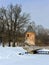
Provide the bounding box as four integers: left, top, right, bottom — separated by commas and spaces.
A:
27, 34, 29, 37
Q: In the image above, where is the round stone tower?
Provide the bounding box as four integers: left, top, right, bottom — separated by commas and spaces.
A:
25, 25, 35, 46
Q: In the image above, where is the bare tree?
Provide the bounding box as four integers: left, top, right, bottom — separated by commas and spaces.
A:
0, 4, 30, 46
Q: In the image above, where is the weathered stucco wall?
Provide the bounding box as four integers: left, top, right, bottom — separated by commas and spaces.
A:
25, 32, 35, 45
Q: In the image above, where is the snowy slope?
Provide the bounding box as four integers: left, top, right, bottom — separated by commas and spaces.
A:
0, 47, 49, 65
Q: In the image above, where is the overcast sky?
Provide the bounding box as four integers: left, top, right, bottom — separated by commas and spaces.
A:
0, 0, 49, 28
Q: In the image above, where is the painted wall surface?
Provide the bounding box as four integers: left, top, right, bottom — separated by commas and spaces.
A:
25, 32, 35, 45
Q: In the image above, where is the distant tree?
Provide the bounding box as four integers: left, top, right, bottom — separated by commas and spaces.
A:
36, 24, 49, 45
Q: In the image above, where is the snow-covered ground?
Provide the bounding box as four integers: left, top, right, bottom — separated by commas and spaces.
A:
0, 47, 49, 65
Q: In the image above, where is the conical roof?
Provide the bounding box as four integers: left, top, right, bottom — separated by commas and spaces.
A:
26, 25, 34, 32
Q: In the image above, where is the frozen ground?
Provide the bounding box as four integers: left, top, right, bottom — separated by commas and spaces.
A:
0, 47, 49, 65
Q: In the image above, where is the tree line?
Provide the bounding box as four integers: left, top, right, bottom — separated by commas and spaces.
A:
0, 4, 49, 46
29, 22, 49, 46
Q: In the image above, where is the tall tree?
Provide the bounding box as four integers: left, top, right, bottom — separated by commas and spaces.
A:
0, 4, 30, 46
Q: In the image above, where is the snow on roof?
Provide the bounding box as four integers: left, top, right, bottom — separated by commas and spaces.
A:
37, 48, 49, 52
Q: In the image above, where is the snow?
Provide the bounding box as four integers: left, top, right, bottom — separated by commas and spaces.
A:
0, 47, 49, 65
36, 48, 49, 54
37, 48, 49, 52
